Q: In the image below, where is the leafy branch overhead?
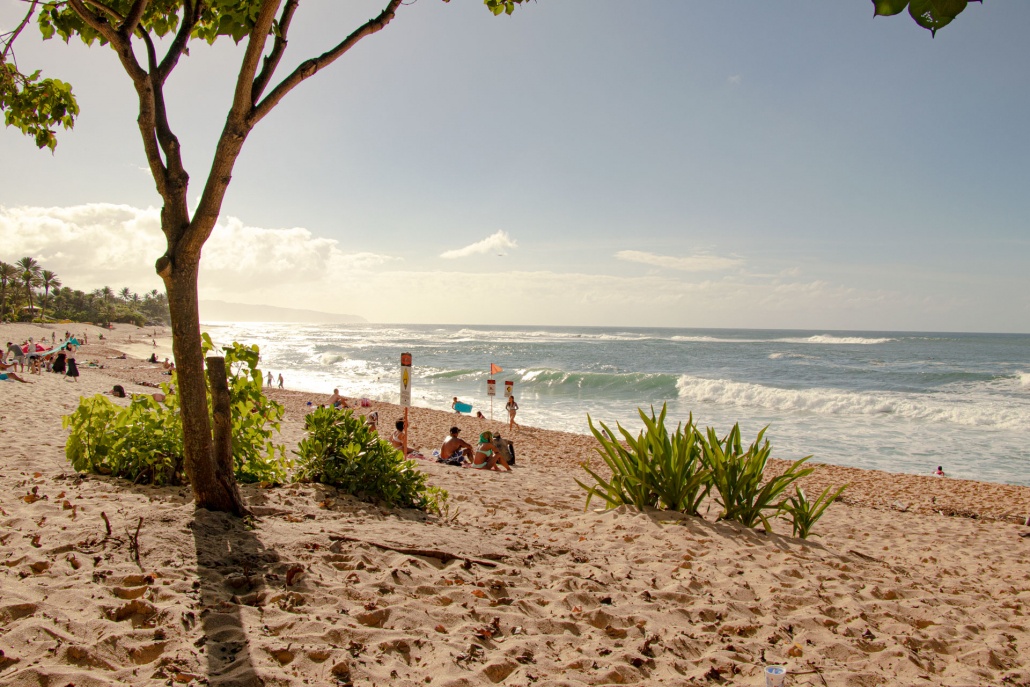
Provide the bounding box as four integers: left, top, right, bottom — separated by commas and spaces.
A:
872, 0, 981, 36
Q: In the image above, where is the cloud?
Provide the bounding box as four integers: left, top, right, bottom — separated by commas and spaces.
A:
615, 250, 744, 272
440, 230, 517, 259
0, 203, 397, 301
728, 74, 743, 86
1, 203, 1002, 331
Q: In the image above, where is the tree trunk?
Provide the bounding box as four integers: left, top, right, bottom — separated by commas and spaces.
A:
206, 355, 246, 515
165, 258, 248, 515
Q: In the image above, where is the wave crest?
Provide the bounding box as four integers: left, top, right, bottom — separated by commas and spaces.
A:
675, 375, 1028, 429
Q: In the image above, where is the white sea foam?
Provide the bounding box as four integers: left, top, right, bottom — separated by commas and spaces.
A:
1017, 371, 1030, 388
675, 375, 1030, 429
776, 335, 895, 345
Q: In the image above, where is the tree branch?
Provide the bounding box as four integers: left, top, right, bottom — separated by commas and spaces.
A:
252, 0, 403, 124
1, 0, 38, 63
120, 0, 150, 38
230, 0, 282, 118
251, 0, 298, 102
156, 0, 202, 84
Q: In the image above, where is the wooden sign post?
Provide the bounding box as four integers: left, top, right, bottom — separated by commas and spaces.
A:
400, 353, 412, 456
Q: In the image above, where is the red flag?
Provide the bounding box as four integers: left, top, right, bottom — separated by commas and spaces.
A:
490, 363, 503, 375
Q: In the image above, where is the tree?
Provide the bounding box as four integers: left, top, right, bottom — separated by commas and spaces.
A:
16, 256, 41, 321
119, 286, 133, 302
0, 0, 984, 515
0, 261, 20, 321
40, 269, 61, 320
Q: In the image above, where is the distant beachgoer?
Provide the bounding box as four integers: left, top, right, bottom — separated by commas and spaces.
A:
277, 373, 284, 389
152, 339, 157, 347
476, 410, 486, 419
452, 397, 465, 414
266, 371, 273, 387
934, 466, 946, 477
52, 352, 66, 374
65, 356, 80, 382
390, 418, 408, 452
328, 388, 348, 409
149, 353, 158, 363
6, 342, 25, 372
468, 431, 511, 472
108, 385, 126, 398
0, 361, 31, 383
440, 426, 473, 462
365, 411, 379, 431
506, 395, 520, 431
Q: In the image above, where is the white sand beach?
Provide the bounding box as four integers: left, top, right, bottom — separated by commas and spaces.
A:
1, 322, 1029, 686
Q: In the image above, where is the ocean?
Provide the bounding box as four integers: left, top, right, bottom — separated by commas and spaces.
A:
202, 323, 1030, 486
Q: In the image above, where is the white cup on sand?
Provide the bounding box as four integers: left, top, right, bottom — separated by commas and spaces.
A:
765, 665, 787, 687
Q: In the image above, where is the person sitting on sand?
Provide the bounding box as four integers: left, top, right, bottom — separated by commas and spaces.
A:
0, 361, 31, 383
476, 410, 486, 419
390, 419, 408, 452
365, 411, 379, 431
934, 465, 946, 477
328, 388, 349, 409
149, 353, 158, 363
107, 384, 127, 398
441, 426, 473, 462
468, 431, 512, 472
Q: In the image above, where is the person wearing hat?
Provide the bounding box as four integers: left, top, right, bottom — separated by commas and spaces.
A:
469, 431, 513, 471
440, 426, 473, 462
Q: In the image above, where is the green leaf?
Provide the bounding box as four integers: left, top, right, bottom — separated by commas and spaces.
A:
872, 0, 910, 17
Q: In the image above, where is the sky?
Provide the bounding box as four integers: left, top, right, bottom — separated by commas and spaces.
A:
1, 1, 1028, 332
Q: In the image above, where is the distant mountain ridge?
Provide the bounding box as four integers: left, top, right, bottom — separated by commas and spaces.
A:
200, 300, 366, 324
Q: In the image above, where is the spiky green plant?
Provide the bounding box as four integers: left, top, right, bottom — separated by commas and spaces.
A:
578, 404, 711, 514
781, 484, 847, 539
703, 424, 813, 531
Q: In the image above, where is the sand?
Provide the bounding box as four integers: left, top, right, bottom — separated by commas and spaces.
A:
1, 321, 1029, 687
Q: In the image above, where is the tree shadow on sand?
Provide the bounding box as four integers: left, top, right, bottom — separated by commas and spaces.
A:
191, 508, 279, 687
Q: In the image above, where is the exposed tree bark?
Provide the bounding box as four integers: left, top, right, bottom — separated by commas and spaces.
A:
206, 355, 246, 516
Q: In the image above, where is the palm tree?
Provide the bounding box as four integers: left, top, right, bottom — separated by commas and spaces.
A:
119, 287, 133, 302
40, 270, 61, 321
16, 257, 42, 321
0, 261, 20, 321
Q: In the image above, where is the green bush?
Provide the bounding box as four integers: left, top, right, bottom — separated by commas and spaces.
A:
781, 484, 847, 539
64, 387, 184, 485
703, 423, 812, 531
63, 338, 288, 485
578, 405, 710, 514
294, 406, 448, 514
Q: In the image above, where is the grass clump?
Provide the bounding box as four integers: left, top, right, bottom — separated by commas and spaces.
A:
578, 403, 845, 539
579, 405, 710, 515
294, 406, 448, 515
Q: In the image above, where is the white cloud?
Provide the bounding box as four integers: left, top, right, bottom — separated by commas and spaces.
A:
0, 203, 397, 302
0, 204, 999, 331
440, 230, 517, 259
728, 74, 743, 86
615, 250, 744, 272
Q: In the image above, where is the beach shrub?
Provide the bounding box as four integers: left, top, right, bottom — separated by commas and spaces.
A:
781, 484, 847, 539
578, 404, 711, 514
63, 339, 288, 485
294, 406, 448, 514
202, 334, 288, 484
64, 384, 185, 485
703, 424, 813, 531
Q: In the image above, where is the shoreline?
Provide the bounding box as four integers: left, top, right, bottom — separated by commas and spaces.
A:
2, 321, 1029, 685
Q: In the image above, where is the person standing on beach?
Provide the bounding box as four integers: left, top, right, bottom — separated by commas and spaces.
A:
506, 395, 520, 431
65, 354, 79, 382
266, 371, 273, 387
277, 373, 284, 389
5, 342, 25, 372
